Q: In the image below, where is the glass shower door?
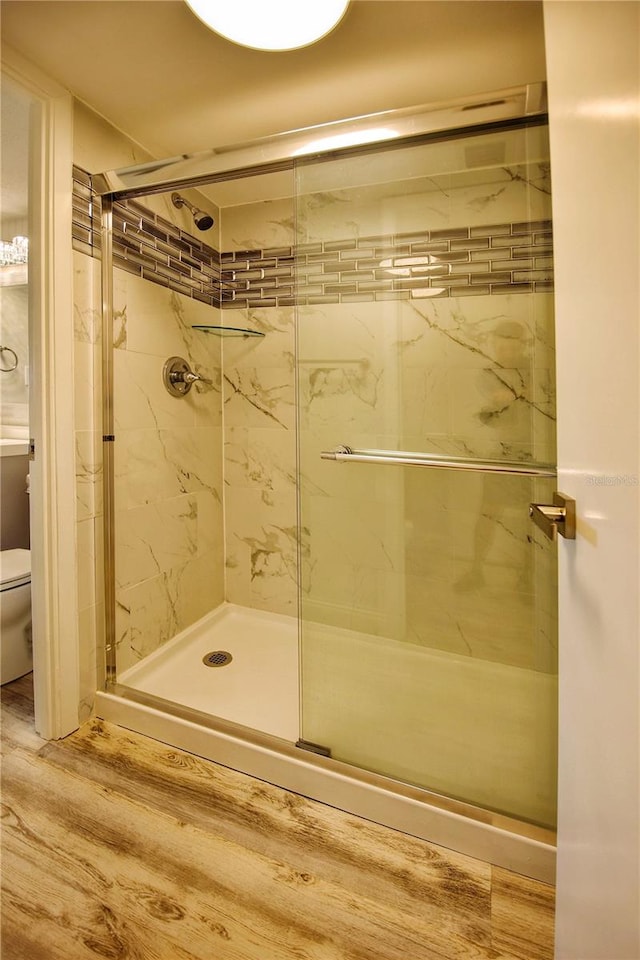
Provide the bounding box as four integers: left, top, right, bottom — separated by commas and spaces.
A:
295, 122, 558, 828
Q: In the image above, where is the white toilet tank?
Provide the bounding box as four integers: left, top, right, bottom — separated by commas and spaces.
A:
0, 548, 32, 685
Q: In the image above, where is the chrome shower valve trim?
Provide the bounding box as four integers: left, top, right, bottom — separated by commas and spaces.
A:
163, 356, 212, 397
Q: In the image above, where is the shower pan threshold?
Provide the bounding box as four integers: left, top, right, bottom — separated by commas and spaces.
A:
95, 603, 555, 883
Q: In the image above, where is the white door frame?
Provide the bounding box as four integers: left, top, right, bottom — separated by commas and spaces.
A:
2, 47, 79, 739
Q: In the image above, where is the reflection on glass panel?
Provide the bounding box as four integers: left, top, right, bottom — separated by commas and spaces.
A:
296, 122, 557, 827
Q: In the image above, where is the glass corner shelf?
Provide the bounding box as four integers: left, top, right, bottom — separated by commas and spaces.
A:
191, 324, 265, 338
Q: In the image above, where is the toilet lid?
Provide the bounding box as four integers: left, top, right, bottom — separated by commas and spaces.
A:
0, 548, 31, 589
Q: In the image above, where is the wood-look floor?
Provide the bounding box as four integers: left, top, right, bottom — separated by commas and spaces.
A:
1, 675, 555, 960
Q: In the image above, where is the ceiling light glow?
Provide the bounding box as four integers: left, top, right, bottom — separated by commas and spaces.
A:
294, 127, 400, 155
380, 255, 450, 278
184, 0, 350, 51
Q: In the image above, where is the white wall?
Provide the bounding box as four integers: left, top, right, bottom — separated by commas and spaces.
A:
544, 3, 640, 957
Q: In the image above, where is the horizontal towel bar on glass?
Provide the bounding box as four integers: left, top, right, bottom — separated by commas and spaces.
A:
320, 446, 557, 478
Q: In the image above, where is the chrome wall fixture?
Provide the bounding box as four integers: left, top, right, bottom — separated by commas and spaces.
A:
0, 345, 19, 372
163, 356, 212, 396
171, 192, 215, 230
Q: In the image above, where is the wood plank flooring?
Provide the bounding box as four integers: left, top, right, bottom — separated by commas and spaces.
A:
0, 675, 555, 960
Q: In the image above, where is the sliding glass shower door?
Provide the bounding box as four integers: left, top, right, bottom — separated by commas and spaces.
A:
295, 122, 558, 828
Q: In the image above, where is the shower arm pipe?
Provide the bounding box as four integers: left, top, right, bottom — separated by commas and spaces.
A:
91, 83, 547, 200
320, 446, 557, 478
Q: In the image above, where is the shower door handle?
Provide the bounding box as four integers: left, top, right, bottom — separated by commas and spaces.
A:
529, 492, 576, 541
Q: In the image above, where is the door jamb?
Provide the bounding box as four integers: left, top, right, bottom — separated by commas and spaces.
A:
2, 46, 79, 739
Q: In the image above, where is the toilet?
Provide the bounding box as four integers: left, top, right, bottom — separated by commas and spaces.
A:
0, 548, 32, 685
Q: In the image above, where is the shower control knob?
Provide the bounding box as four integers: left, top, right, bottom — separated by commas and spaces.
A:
163, 356, 212, 397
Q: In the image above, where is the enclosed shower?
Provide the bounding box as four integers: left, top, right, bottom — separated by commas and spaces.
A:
94, 87, 558, 881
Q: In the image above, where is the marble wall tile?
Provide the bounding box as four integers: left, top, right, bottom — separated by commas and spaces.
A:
115, 494, 198, 592
73, 252, 102, 346
296, 162, 552, 244
114, 270, 221, 372
73, 250, 105, 720
401, 467, 559, 675
297, 293, 556, 463
175, 549, 225, 627
116, 572, 180, 673
219, 300, 298, 614
299, 457, 408, 637
223, 365, 295, 431
75, 430, 104, 522
76, 516, 104, 612
71, 104, 217, 715
221, 197, 295, 252
297, 281, 557, 684
222, 305, 295, 361
114, 425, 223, 511
112, 268, 225, 672
302, 555, 407, 637
224, 488, 298, 616
78, 601, 105, 723
115, 550, 225, 675
73, 339, 101, 433
225, 426, 297, 506
113, 349, 194, 433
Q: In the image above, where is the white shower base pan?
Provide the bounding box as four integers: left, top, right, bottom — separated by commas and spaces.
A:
118, 604, 299, 741
96, 602, 556, 883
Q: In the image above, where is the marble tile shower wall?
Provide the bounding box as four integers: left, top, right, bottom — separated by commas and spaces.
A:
72, 164, 553, 312
73, 249, 105, 719
72, 151, 556, 674
112, 272, 225, 673
294, 156, 557, 670
72, 168, 226, 700
72, 173, 299, 621
220, 199, 298, 616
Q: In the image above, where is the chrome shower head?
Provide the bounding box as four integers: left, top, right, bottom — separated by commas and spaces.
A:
171, 192, 215, 231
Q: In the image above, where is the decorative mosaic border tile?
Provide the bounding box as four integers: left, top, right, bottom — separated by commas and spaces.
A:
72, 165, 553, 309
111, 199, 221, 308
72, 165, 102, 257
222, 223, 553, 308
72, 166, 221, 308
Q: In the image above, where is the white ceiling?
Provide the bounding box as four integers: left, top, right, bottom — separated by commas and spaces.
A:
1, 0, 547, 162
